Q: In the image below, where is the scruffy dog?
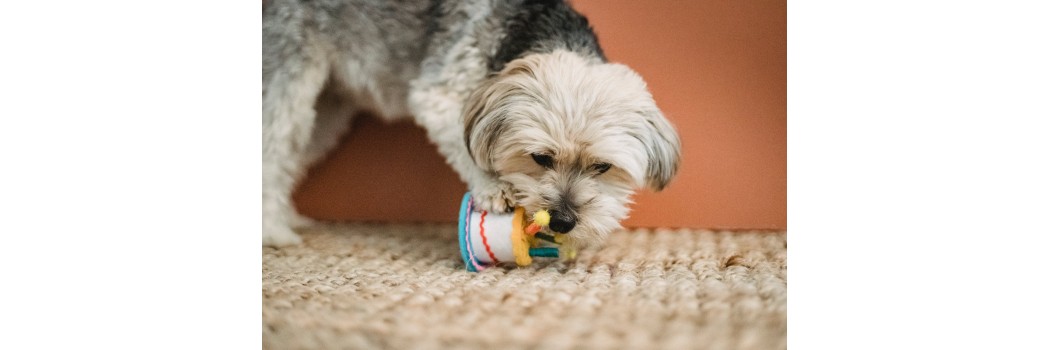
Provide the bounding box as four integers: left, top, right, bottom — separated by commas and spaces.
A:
263, 0, 681, 247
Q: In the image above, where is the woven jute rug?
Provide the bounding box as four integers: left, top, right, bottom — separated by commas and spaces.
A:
262, 223, 786, 349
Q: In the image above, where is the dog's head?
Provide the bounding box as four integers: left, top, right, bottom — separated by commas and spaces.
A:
464, 50, 681, 247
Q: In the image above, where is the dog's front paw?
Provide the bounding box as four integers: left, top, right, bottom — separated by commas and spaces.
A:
263, 225, 302, 247
472, 181, 516, 213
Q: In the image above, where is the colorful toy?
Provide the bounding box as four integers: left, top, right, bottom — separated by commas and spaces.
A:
457, 192, 574, 272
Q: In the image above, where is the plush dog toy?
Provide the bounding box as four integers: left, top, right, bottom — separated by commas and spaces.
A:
458, 192, 574, 272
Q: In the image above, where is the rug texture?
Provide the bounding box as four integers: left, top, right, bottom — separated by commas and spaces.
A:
262, 223, 786, 349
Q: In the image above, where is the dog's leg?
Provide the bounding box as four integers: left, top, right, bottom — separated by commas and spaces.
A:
300, 85, 354, 170
411, 91, 515, 213
291, 85, 355, 228
262, 25, 330, 246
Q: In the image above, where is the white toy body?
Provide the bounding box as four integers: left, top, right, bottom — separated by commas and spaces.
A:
463, 209, 519, 265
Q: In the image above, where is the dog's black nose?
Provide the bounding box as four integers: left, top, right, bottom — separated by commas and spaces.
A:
547, 210, 576, 233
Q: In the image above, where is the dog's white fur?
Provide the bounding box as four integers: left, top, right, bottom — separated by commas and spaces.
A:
263, 1, 680, 247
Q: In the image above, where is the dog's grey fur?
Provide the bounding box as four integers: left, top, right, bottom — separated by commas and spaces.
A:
263, 0, 681, 247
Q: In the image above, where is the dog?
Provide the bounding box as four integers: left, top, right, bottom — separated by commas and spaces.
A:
263, 0, 681, 247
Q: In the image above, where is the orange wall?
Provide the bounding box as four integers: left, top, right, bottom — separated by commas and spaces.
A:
294, 0, 785, 230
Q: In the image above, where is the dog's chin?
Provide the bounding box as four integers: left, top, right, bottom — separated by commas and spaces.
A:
563, 212, 623, 249
500, 172, 634, 249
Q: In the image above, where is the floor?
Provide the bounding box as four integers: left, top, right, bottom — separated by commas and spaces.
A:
263, 223, 786, 349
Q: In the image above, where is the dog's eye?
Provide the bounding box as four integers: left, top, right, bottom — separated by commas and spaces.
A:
531, 153, 554, 168
593, 162, 612, 174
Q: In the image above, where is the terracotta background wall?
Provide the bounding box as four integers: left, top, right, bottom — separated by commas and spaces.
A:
294, 0, 786, 230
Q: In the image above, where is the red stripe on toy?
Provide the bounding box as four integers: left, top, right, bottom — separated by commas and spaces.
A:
478, 210, 500, 264
464, 199, 485, 271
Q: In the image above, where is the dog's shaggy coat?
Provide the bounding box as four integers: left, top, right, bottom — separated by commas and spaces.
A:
263, 0, 681, 246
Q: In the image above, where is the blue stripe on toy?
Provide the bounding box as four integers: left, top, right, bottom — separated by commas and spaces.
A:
457, 192, 478, 272
528, 247, 559, 258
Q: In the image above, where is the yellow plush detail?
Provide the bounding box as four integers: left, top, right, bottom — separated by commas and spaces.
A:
532, 210, 551, 227
510, 207, 532, 266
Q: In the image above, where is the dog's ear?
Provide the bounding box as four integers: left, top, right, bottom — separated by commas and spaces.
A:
463, 79, 495, 171
637, 109, 681, 191
463, 77, 512, 172
463, 60, 538, 171
597, 62, 681, 191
